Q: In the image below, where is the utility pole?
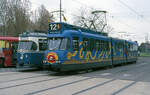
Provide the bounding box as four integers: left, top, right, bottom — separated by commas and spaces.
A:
60, 0, 62, 22
145, 33, 149, 53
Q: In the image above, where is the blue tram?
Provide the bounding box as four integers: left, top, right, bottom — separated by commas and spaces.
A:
17, 31, 47, 68
43, 22, 138, 72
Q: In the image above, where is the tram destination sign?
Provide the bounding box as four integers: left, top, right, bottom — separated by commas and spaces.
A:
49, 23, 61, 34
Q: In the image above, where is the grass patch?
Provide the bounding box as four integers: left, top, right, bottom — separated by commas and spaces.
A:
140, 53, 150, 57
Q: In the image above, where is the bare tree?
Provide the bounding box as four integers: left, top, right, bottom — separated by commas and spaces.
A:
32, 5, 54, 31
0, 0, 8, 35
0, 0, 31, 36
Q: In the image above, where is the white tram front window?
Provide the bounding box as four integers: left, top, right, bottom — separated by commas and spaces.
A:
48, 37, 70, 50
18, 41, 37, 51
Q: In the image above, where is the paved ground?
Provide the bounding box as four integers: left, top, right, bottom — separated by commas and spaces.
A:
0, 57, 150, 95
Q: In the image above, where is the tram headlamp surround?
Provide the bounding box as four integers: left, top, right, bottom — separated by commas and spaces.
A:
46, 52, 58, 64
48, 55, 56, 63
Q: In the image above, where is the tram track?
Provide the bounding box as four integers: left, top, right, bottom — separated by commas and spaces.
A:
25, 77, 94, 95
82, 60, 149, 77
0, 74, 47, 83
72, 79, 115, 95
72, 63, 150, 95
0, 72, 20, 76
0, 77, 62, 90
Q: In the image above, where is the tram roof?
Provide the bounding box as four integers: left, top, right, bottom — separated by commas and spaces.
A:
48, 22, 108, 36
0, 36, 18, 41
20, 30, 47, 37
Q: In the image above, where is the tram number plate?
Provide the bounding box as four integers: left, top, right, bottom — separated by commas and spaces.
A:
49, 24, 60, 31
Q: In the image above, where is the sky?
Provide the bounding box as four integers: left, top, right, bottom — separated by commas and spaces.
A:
30, 0, 150, 45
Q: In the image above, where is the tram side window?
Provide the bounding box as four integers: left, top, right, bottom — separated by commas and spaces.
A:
128, 44, 130, 50
66, 39, 71, 50
115, 42, 123, 52
115, 42, 119, 51
0, 40, 5, 48
130, 44, 133, 51
104, 41, 109, 51
73, 37, 79, 51
90, 39, 95, 51
60, 38, 70, 50
118, 42, 123, 49
133, 44, 138, 51
31, 42, 37, 50
0, 48, 2, 53
127, 44, 132, 51
83, 38, 89, 51
100, 40, 104, 51
96, 40, 100, 50
12, 42, 18, 54
39, 39, 47, 51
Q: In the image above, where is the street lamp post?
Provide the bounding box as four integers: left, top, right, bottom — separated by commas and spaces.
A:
60, 0, 62, 22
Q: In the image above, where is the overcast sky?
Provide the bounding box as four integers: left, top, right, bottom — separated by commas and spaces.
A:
30, 0, 150, 44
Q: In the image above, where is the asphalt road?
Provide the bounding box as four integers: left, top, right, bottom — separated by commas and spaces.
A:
0, 57, 150, 95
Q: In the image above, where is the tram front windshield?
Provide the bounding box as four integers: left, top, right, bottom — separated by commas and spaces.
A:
48, 37, 69, 50
18, 41, 37, 51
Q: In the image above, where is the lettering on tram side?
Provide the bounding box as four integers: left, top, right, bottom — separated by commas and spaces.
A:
65, 42, 111, 64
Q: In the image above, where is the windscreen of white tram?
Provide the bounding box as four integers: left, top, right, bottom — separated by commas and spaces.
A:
48, 37, 70, 50
18, 41, 37, 52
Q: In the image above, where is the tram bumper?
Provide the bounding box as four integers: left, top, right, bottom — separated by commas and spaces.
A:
42, 60, 61, 70
42, 60, 51, 69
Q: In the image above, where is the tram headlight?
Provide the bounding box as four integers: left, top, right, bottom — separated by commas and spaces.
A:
25, 54, 28, 58
20, 55, 23, 59
43, 60, 47, 64
56, 61, 61, 64
49, 56, 54, 61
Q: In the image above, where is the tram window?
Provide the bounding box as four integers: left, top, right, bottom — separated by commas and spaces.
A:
0, 40, 6, 48
100, 40, 104, 50
66, 39, 70, 50
0, 48, 2, 52
105, 41, 109, 51
6, 42, 10, 48
128, 44, 131, 51
60, 38, 70, 50
90, 39, 95, 50
83, 38, 88, 51
133, 44, 138, 51
115, 42, 118, 50
128, 44, 130, 49
12, 42, 18, 54
39, 43, 47, 51
96, 40, 100, 50
130, 44, 133, 51
73, 37, 79, 51
103, 41, 107, 51
31, 42, 37, 50
117, 42, 122, 49
39, 39, 47, 51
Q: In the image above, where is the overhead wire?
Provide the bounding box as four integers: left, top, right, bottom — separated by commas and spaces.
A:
117, 0, 150, 25
72, 0, 138, 31
72, 0, 145, 40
